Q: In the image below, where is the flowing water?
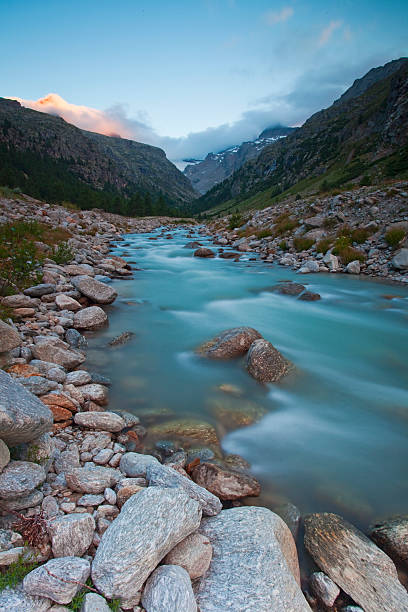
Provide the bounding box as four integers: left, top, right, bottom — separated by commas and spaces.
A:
85, 226, 408, 533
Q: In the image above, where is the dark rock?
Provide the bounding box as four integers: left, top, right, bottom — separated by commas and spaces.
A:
273, 282, 306, 296
0, 321, 21, 354
298, 291, 321, 301
193, 248, 215, 258
246, 338, 290, 383
219, 251, 240, 259
23, 284, 55, 297
184, 241, 203, 249
65, 328, 88, 350
198, 326, 262, 359
369, 515, 408, 566
108, 331, 135, 347
309, 571, 340, 607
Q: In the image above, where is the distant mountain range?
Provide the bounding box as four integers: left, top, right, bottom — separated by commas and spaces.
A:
0, 98, 196, 212
183, 126, 295, 194
195, 57, 408, 215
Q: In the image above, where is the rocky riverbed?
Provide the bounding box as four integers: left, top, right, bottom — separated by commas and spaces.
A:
0, 194, 407, 611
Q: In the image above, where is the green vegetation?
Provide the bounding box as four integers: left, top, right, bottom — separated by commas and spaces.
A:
293, 237, 314, 251
52, 241, 74, 265
256, 229, 273, 239
385, 227, 406, 248
316, 238, 333, 254
68, 580, 120, 611
0, 221, 43, 296
332, 235, 366, 264
278, 240, 288, 250
228, 212, 243, 229
350, 227, 375, 243
273, 213, 298, 237
0, 554, 39, 591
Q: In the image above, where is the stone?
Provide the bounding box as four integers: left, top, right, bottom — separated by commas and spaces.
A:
305, 215, 325, 227
1, 490, 43, 511
0, 529, 23, 551
198, 326, 262, 359
23, 556, 90, 605
148, 419, 219, 446
299, 260, 320, 273
116, 484, 144, 507
142, 565, 197, 612
92, 487, 201, 607
0, 461, 46, 499
18, 376, 58, 396
0, 440, 10, 472
194, 507, 310, 611
108, 331, 135, 347
32, 339, 85, 370
103, 487, 116, 505
73, 306, 108, 330
2, 294, 34, 308
48, 513, 95, 557
80, 593, 111, 612
0, 547, 26, 566
77, 494, 105, 506
42, 495, 59, 519
71, 275, 117, 304
274, 502, 302, 539
0, 586, 52, 611
369, 515, 408, 566
346, 260, 361, 274
304, 512, 408, 612
49, 406, 73, 422
191, 462, 260, 500
13, 307, 35, 317
323, 253, 340, 271
65, 466, 120, 494
298, 291, 321, 301
64, 264, 94, 277
41, 394, 77, 413
24, 284, 55, 297
193, 248, 215, 258
119, 452, 160, 477
0, 321, 21, 353
93, 449, 114, 465
147, 463, 222, 516
246, 338, 290, 383
55, 295, 82, 312
74, 412, 124, 431
163, 532, 212, 579
54, 445, 80, 474
391, 248, 408, 270
65, 371, 91, 386
65, 329, 88, 350
272, 282, 306, 296
309, 572, 340, 607
74, 384, 108, 405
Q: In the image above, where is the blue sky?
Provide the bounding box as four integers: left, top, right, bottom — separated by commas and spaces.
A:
1, 0, 407, 161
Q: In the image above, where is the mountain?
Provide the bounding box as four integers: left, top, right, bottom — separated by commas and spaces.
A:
183, 126, 295, 194
0, 98, 196, 213
195, 58, 408, 215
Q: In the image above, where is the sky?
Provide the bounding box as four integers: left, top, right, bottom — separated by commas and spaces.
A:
1, 0, 407, 164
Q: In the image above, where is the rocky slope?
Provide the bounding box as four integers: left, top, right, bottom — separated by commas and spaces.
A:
0, 98, 196, 206
196, 58, 408, 213
183, 126, 294, 194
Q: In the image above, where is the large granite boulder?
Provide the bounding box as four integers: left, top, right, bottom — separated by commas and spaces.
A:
0, 321, 21, 354
191, 462, 260, 500
198, 327, 262, 359
73, 306, 108, 330
194, 506, 310, 611
0, 370, 52, 445
246, 338, 290, 383
142, 565, 197, 612
71, 275, 117, 304
304, 512, 408, 612
23, 556, 90, 604
92, 487, 202, 608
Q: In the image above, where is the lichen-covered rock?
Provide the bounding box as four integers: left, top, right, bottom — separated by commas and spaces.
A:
73, 306, 108, 330
304, 512, 408, 612
141, 565, 197, 612
191, 462, 260, 500
0, 321, 21, 354
147, 463, 222, 516
92, 487, 202, 607
74, 412, 124, 431
71, 275, 117, 304
194, 507, 310, 611
0, 370, 53, 445
65, 466, 120, 494
198, 326, 262, 359
163, 532, 212, 579
47, 513, 95, 557
0, 461, 46, 499
23, 556, 90, 605
246, 338, 290, 383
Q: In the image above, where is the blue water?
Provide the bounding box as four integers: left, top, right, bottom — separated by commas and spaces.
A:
85, 226, 408, 529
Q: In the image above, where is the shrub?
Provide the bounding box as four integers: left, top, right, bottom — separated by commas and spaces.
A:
333, 236, 366, 264
316, 238, 333, 253
279, 240, 288, 250
0, 239, 43, 296
273, 213, 298, 236
351, 228, 372, 243
52, 241, 74, 264
256, 229, 272, 239
385, 228, 406, 248
228, 213, 243, 230
293, 237, 314, 251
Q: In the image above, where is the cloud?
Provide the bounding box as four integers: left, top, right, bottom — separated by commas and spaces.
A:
264, 6, 294, 25
318, 20, 343, 47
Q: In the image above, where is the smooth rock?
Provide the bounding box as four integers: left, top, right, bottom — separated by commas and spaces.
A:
92, 487, 202, 607
299, 260, 320, 273
142, 565, 197, 612
193, 248, 215, 258
191, 462, 260, 500
24, 284, 55, 297
75, 384, 108, 405
194, 507, 310, 611
163, 532, 213, 579
0, 461, 46, 499
323, 253, 340, 271
304, 512, 408, 612
55, 295, 82, 312
71, 275, 117, 304
392, 248, 408, 270
272, 282, 306, 296
32, 339, 85, 370
73, 306, 108, 330
198, 326, 262, 359
18, 376, 58, 396
80, 593, 111, 612
65, 370, 91, 386
346, 260, 361, 274
246, 338, 290, 383
0, 321, 21, 353
74, 412, 124, 431
309, 571, 340, 607
23, 556, 90, 605
48, 513, 95, 557
119, 452, 160, 477
65, 466, 120, 494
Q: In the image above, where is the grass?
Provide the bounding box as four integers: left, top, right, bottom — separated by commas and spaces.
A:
293, 237, 314, 251
68, 580, 121, 611
316, 237, 334, 253
273, 213, 299, 237
256, 229, 273, 239
0, 554, 39, 591
332, 236, 366, 264
52, 241, 74, 264
385, 227, 406, 248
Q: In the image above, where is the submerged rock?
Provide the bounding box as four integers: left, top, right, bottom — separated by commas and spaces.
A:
198, 326, 262, 359
272, 282, 306, 296
108, 331, 135, 347
298, 291, 321, 301
142, 565, 197, 612
193, 247, 215, 258
148, 419, 219, 446
209, 396, 266, 428
246, 338, 290, 383
191, 462, 260, 500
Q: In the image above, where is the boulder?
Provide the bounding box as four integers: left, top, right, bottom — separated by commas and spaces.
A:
74, 384, 108, 406
92, 487, 202, 607
74, 412, 124, 432
0, 370, 52, 446
272, 282, 306, 296
298, 291, 321, 301
299, 260, 320, 273
194, 507, 310, 611
198, 326, 262, 359
346, 260, 361, 274
304, 512, 408, 612
193, 248, 215, 258
323, 253, 340, 271
71, 275, 117, 304
391, 248, 408, 270
73, 306, 108, 330
64, 264, 94, 277
1, 490, 43, 511
142, 565, 197, 612
0, 461, 46, 499
32, 339, 85, 370
191, 462, 260, 500
369, 515, 408, 566
18, 376, 58, 396
246, 338, 290, 383
55, 295, 82, 312
47, 513, 95, 558
119, 452, 160, 478
2, 294, 34, 308
0, 586, 52, 611
65, 466, 120, 494
24, 284, 55, 297
0, 321, 21, 353
163, 532, 212, 579
147, 463, 222, 516
23, 556, 90, 605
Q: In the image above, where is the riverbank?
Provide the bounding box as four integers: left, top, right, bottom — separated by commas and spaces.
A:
0, 194, 407, 610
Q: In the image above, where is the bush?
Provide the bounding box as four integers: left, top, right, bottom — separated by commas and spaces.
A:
333, 236, 366, 264
316, 238, 333, 253
52, 241, 74, 264
351, 228, 373, 243
228, 213, 243, 230
293, 237, 314, 251
279, 240, 288, 250
256, 229, 272, 239
273, 213, 298, 236
385, 228, 406, 248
